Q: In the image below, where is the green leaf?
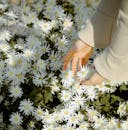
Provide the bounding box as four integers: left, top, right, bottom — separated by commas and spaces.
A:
119, 84, 128, 91
44, 87, 53, 104
110, 95, 122, 103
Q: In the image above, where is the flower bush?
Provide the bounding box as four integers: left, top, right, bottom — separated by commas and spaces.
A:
0, 0, 128, 130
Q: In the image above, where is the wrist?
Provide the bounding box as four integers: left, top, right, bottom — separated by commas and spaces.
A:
77, 38, 94, 48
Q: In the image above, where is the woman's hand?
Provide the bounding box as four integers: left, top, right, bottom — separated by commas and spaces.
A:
62, 39, 93, 76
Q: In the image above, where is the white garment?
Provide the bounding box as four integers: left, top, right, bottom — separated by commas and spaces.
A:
78, 0, 128, 82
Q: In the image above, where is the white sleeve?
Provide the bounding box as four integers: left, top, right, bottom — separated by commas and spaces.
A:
78, 0, 121, 49
94, 0, 128, 82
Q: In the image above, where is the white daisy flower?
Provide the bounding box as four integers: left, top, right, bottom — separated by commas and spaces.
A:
61, 70, 74, 88
6, 66, 27, 85
33, 50, 43, 60
15, 71, 26, 84
27, 120, 35, 129
21, 3, 31, 13
4, 11, 18, 19
23, 49, 34, 60
0, 43, 10, 52
93, 116, 108, 129
0, 4, 7, 11
9, 112, 23, 126
121, 118, 128, 130
62, 17, 73, 31
5, 67, 18, 81
95, 84, 114, 93
71, 94, 86, 110
42, 110, 55, 125
63, 101, 77, 113
60, 108, 74, 120
28, 11, 38, 23
55, 36, 69, 52
76, 66, 89, 81
48, 51, 60, 62
6, 53, 24, 67
50, 60, 62, 71
50, 33, 59, 42
36, 59, 46, 72
22, 11, 38, 24
67, 114, 80, 127
76, 111, 85, 122
43, 5, 54, 19
50, 77, 60, 94
26, 35, 41, 49
49, 51, 62, 70
60, 90, 72, 102
40, 43, 50, 55
52, 6, 65, 19
72, 82, 84, 95
0, 30, 11, 42
14, 38, 25, 50
84, 86, 97, 101
44, 4, 65, 19
33, 107, 44, 121
32, 2, 43, 13
52, 111, 63, 122
86, 107, 99, 121
32, 72, 47, 87
103, 80, 123, 87
117, 102, 127, 117
19, 99, 34, 116
50, 20, 58, 28
9, 86, 23, 98
36, 20, 52, 34
107, 117, 119, 129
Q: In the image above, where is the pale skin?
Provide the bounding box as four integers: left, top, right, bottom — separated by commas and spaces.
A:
62, 39, 107, 86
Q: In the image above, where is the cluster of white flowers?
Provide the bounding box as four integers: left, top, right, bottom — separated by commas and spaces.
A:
0, 0, 128, 130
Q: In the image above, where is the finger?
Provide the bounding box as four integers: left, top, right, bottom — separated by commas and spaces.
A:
62, 58, 69, 71
82, 55, 90, 66
71, 57, 79, 76
77, 58, 83, 71
82, 48, 93, 65
62, 50, 74, 71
